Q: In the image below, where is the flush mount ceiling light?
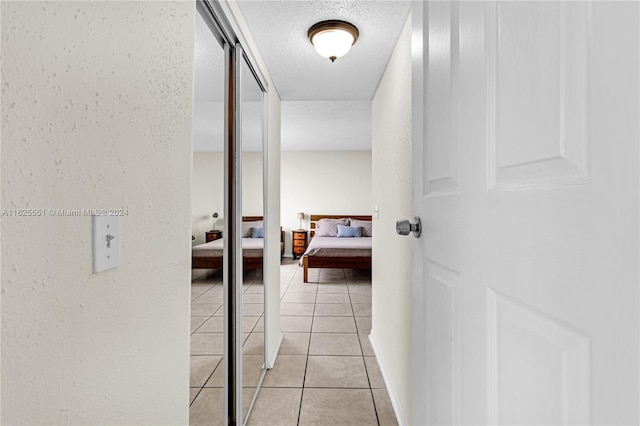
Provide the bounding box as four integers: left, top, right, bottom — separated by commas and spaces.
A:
308, 20, 359, 63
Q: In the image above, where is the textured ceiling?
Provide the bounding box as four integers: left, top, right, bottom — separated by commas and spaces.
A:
193, 1, 410, 151
236, 0, 411, 101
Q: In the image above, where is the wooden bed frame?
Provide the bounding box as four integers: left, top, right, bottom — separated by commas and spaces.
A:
191, 216, 264, 270
302, 214, 372, 283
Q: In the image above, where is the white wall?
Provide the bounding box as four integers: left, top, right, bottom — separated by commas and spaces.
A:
192, 153, 224, 245
370, 14, 413, 426
281, 101, 371, 151
280, 151, 372, 255
241, 152, 265, 217
1, 2, 193, 424
191, 152, 263, 246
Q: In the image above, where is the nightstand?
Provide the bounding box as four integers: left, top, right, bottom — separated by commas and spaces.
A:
292, 229, 308, 259
206, 230, 222, 242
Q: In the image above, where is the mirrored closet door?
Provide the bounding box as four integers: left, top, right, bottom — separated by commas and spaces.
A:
190, 2, 268, 425
237, 50, 266, 424
189, 4, 229, 426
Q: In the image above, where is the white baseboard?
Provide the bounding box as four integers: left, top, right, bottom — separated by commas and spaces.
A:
267, 330, 283, 369
369, 331, 408, 426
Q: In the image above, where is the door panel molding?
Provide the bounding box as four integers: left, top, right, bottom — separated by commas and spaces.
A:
424, 259, 461, 425
486, 1, 590, 191
425, 1, 461, 196
486, 288, 591, 425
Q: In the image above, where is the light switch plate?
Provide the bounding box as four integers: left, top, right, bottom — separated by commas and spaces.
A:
92, 215, 119, 273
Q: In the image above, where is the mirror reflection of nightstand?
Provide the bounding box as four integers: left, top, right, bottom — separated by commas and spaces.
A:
206, 230, 222, 242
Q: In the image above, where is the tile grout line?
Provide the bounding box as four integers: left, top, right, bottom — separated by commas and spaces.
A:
190, 283, 222, 397
191, 264, 385, 424
191, 281, 224, 334
189, 270, 254, 413
189, 276, 222, 411
248, 385, 378, 390
347, 270, 381, 426
191, 357, 224, 402
297, 262, 318, 425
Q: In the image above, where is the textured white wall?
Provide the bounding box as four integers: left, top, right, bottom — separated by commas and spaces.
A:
280, 151, 373, 256
1, 2, 193, 424
370, 14, 413, 425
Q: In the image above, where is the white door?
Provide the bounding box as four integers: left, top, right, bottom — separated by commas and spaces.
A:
411, 1, 639, 425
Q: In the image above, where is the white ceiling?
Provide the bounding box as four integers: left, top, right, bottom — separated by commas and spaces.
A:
193, 1, 410, 152
236, 0, 411, 101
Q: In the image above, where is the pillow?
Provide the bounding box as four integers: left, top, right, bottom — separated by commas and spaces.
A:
313, 218, 349, 237
251, 227, 264, 238
350, 219, 373, 237
242, 220, 263, 237
336, 225, 362, 238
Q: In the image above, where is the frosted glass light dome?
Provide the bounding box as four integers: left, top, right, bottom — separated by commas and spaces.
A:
308, 20, 359, 63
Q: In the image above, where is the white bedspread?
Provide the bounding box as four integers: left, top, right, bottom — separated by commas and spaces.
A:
303, 236, 372, 258
192, 238, 263, 258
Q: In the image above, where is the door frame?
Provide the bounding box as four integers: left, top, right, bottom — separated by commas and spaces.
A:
410, 1, 428, 424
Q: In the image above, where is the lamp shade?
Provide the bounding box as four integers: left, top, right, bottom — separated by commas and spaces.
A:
297, 212, 304, 219
308, 20, 359, 62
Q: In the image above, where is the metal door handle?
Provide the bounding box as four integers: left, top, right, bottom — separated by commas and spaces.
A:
396, 217, 421, 238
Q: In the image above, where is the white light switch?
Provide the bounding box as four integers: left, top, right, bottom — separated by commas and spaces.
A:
92, 215, 119, 273
374, 204, 380, 219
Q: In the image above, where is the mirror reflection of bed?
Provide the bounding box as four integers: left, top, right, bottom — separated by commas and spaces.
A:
192, 216, 265, 272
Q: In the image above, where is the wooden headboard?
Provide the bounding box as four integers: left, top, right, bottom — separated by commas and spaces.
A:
310, 214, 372, 237
242, 216, 283, 246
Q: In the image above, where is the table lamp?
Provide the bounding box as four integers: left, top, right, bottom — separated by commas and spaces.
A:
211, 212, 218, 231
297, 212, 304, 229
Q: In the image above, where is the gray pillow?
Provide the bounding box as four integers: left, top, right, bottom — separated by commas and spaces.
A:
242, 220, 263, 237
350, 219, 373, 237
314, 218, 349, 237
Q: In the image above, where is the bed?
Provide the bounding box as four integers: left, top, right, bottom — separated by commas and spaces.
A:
191, 216, 265, 270
302, 214, 372, 283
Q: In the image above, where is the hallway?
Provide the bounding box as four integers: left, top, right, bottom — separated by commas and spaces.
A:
189, 261, 398, 425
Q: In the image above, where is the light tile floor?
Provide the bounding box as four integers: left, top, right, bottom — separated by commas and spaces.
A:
189, 260, 398, 426
189, 268, 265, 426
